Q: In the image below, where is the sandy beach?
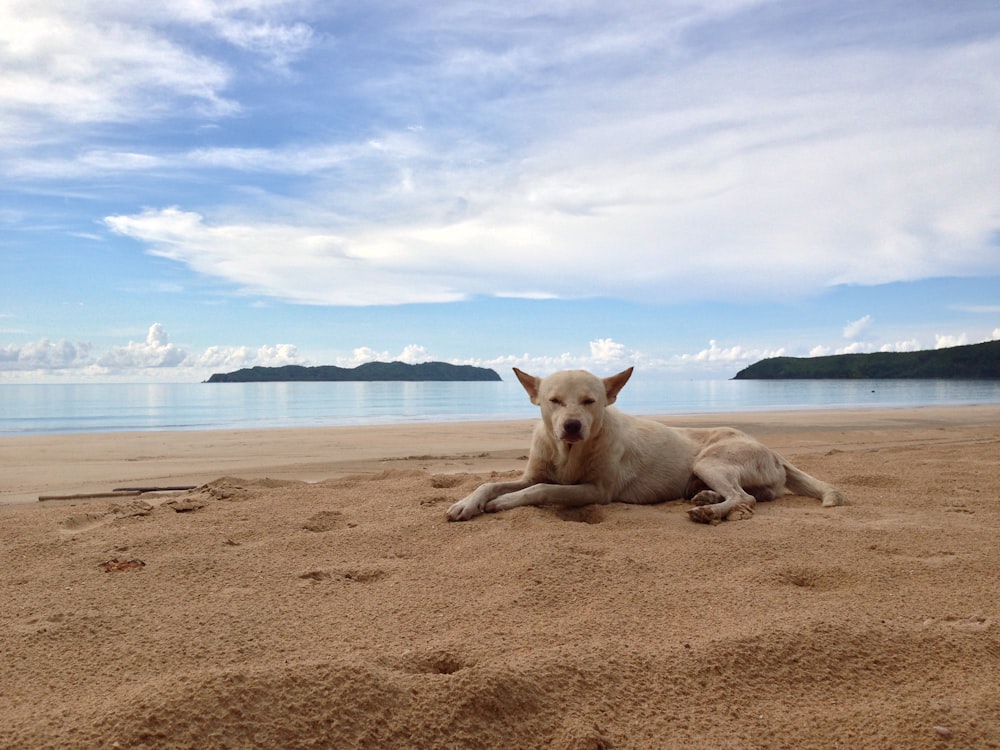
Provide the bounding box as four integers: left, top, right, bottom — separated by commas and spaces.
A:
2, 405, 999, 748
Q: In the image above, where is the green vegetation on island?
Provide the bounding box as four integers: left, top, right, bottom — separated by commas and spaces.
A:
733, 339, 1000, 380
206, 361, 502, 383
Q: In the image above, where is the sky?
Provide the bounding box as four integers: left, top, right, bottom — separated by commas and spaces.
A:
2, 0, 999, 383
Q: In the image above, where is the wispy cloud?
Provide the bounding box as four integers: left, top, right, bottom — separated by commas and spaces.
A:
104, 208, 469, 305
79, 2, 999, 307
1, 5, 232, 137
0, 0, 315, 145
843, 315, 874, 340
951, 305, 1000, 314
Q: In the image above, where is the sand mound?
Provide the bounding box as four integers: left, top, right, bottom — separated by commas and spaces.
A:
2, 435, 999, 748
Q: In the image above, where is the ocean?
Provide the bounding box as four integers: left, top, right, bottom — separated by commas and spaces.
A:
1, 377, 999, 436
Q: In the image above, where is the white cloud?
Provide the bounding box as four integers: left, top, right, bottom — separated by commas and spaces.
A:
207, 12, 314, 69
9, 1, 976, 308
101, 78, 1000, 305
0, 5, 233, 135
398, 345, 433, 364
950, 305, 1000, 314
105, 208, 468, 306
0, 338, 93, 370
336, 347, 391, 368
589, 338, 630, 365
453, 338, 785, 378
96, 323, 188, 368
934, 333, 969, 349
335, 344, 434, 368
9, 3, 1000, 306
837, 342, 871, 355
879, 339, 922, 353
803, 334, 972, 358
679, 339, 785, 364
7, 323, 998, 383
993, 328, 1000, 341
843, 315, 873, 340
190, 343, 306, 370
446, 339, 640, 377
0, 324, 309, 379
0, 0, 314, 143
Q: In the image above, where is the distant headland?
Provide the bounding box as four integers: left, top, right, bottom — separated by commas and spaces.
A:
206, 361, 502, 383
733, 339, 1000, 380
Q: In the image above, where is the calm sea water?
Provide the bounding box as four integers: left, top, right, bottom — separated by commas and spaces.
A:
1, 378, 999, 436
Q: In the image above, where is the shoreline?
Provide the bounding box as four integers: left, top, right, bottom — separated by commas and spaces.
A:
4, 403, 999, 507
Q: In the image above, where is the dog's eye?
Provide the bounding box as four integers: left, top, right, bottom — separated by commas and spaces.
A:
582, 398, 596, 406
549, 397, 564, 406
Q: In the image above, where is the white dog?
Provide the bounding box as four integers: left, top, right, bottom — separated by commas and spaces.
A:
447, 367, 845, 523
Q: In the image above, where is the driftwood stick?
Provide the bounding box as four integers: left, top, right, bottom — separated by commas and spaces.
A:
39, 491, 143, 502
113, 486, 198, 493
38, 486, 198, 502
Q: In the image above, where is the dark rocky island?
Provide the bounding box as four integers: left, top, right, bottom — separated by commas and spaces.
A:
734, 339, 1000, 380
206, 361, 502, 383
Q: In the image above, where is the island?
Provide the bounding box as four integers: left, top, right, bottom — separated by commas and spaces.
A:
205, 361, 502, 383
733, 339, 1000, 379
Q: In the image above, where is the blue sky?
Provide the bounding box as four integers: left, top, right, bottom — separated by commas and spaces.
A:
2, 0, 999, 383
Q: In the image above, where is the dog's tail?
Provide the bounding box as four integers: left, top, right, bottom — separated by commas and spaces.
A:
782, 461, 846, 507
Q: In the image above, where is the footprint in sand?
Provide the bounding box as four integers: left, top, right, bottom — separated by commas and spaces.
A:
419, 495, 453, 507
774, 565, 849, 590
429, 474, 467, 489
391, 648, 471, 675
554, 505, 606, 524
297, 566, 389, 584
302, 510, 345, 532
59, 500, 154, 534
19, 612, 69, 634
60, 512, 113, 534
923, 615, 991, 632
19, 609, 100, 635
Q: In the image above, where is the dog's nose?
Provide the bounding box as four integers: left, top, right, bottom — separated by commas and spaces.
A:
563, 419, 582, 436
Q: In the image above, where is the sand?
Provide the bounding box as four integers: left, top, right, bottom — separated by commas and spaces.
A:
1, 406, 998, 749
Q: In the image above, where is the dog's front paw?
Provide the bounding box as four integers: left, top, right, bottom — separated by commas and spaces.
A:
446, 496, 484, 522
483, 496, 513, 513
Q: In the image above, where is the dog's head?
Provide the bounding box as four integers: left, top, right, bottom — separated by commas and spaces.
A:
513, 367, 633, 445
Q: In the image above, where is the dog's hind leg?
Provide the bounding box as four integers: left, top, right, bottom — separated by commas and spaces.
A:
686, 469, 758, 523
686, 477, 776, 505
687, 444, 784, 523
783, 462, 846, 507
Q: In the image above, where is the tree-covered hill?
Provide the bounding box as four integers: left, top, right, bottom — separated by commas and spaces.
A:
206, 361, 502, 383
733, 340, 1000, 379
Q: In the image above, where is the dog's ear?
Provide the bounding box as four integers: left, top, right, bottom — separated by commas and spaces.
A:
512, 367, 542, 404
603, 367, 634, 405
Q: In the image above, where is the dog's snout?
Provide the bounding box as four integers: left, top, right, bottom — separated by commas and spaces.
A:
563, 419, 582, 436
